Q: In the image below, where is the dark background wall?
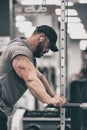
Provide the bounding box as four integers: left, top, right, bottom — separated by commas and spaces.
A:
0, 0, 10, 36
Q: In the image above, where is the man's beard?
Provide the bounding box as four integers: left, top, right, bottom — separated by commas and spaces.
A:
33, 42, 44, 58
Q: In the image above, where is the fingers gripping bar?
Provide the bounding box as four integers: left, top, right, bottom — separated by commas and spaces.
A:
46, 103, 87, 109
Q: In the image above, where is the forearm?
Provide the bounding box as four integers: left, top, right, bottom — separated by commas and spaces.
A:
39, 74, 56, 97
25, 76, 52, 104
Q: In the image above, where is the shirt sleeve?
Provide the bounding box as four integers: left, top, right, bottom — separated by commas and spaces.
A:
8, 43, 34, 64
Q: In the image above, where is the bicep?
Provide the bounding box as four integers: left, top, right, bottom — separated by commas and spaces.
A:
12, 55, 37, 81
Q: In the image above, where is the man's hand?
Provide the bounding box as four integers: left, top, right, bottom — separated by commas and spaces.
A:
50, 96, 67, 106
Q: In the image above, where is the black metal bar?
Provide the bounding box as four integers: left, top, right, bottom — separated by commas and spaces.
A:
46, 103, 81, 109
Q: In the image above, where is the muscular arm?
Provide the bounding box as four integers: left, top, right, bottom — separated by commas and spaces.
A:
12, 55, 52, 104
12, 55, 66, 106
36, 69, 55, 97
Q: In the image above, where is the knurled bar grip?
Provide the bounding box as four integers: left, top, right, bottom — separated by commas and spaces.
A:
46, 103, 87, 109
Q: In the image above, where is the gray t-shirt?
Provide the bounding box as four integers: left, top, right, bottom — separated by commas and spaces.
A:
0, 35, 36, 116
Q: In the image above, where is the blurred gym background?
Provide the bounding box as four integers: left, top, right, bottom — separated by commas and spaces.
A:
1, 0, 87, 130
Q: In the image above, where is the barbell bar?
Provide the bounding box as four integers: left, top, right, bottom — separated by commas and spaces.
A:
46, 103, 87, 109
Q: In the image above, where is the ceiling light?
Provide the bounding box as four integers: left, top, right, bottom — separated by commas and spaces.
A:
21, 0, 60, 5
68, 23, 84, 29
55, 9, 78, 16
67, 17, 81, 23
58, 16, 81, 23
20, 0, 73, 6
15, 21, 32, 28
15, 15, 26, 21
78, 0, 87, 4
69, 32, 87, 39
21, 26, 36, 36
79, 40, 87, 50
